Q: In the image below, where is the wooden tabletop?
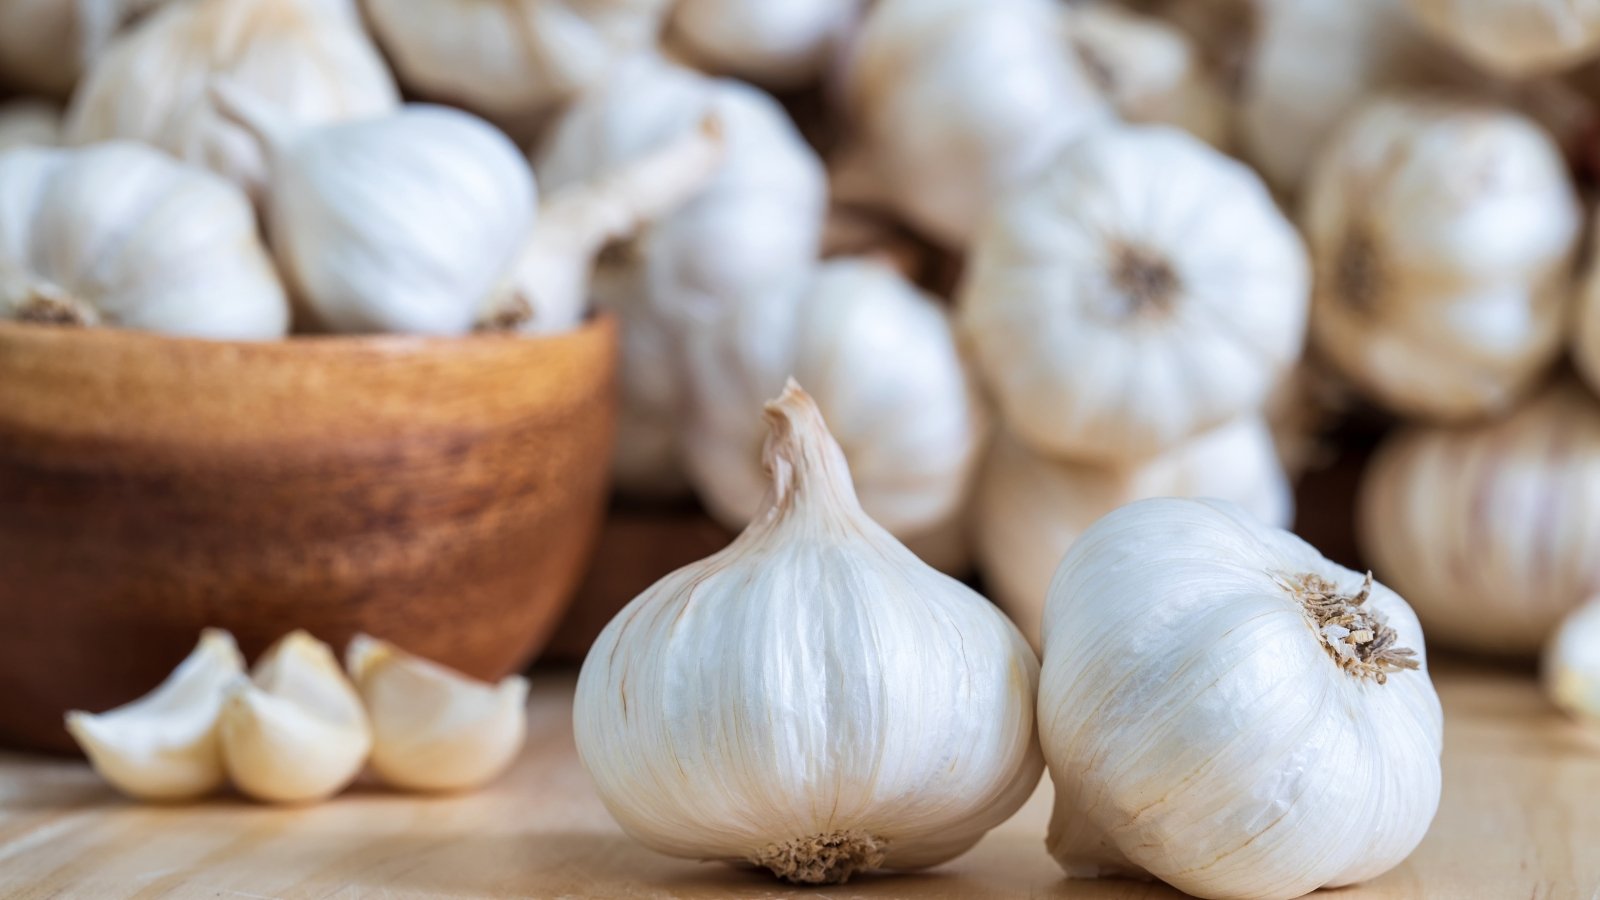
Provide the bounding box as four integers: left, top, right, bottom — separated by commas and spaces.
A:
2, 660, 1597, 899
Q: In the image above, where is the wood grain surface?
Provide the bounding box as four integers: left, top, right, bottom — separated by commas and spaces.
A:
0, 659, 1595, 899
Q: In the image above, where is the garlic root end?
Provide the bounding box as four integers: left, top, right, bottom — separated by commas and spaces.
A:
749, 831, 888, 885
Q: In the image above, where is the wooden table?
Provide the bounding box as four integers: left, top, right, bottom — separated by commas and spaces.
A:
2, 660, 1597, 899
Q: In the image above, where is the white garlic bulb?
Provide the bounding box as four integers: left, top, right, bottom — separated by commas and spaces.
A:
680, 258, 988, 547
66, 0, 399, 199
0, 99, 62, 151
974, 417, 1292, 650
363, 0, 669, 121
1360, 380, 1600, 657
668, 0, 861, 88
1545, 598, 1600, 725
576, 382, 1043, 885
1407, 0, 1600, 77
66, 630, 245, 802
220, 631, 371, 805
960, 124, 1309, 465
347, 635, 529, 793
1303, 95, 1580, 421
1040, 498, 1443, 899
0, 141, 290, 338
843, 0, 1111, 248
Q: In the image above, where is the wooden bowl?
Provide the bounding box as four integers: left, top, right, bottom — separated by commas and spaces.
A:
0, 318, 617, 752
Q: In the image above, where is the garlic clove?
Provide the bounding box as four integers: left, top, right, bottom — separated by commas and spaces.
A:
1545, 599, 1600, 726
219, 631, 370, 804
65, 629, 245, 802
346, 635, 528, 793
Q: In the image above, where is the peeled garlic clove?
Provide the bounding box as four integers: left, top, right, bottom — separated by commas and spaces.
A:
960, 124, 1309, 464
346, 635, 528, 793
1545, 598, 1600, 725
66, 630, 245, 802
1040, 498, 1443, 899
1406, 0, 1600, 77
1303, 94, 1580, 421
576, 382, 1042, 885
0, 141, 290, 338
974, 417, 1292, 650
0, 99, 62, 152
667, 0, 861, 89
220, 631, 370, 804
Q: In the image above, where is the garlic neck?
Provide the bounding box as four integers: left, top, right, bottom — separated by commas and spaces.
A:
749, 831, 888, 885
1109, 242, 1178, 317
754, 381, 864, 525
1287, 572, 1419, 684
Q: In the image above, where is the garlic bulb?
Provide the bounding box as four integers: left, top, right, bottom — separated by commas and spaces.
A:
974, 417, 1292, 649
1360, 380, 1600, 657
220, 631, 370, 805
1407, 0, 1600, 77
1545, 598, 1600, 725
66, 630, 245, 801
959, 125, 1309, 465
843, 0, 1111, 248
1302, 95, 1580, 421
1040, 498, 1443, 899
680, 258, 988, 548
0, 99, 61, 151
668, 0, 861, 89
0, 141, 290, 338
66, 0, 398, 199
346, 635, 529, 793
363, 0, 669, 121
575, 383, 1042, 885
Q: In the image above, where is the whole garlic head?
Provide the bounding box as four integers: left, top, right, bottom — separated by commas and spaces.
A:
960, 124, 1309, 465
1545, 598, 1600, 726
668, 0, 861, 89
843, 0, 1111, 248
220, 631, 370, 805
66, 630, 245, 801
347, 635, 529, 793
0, 100, 62, 152
66, 0, 399, 198
576, 382, 1043, 885
0, 141, 290, 338
974, 416, 1292, 649
1303, 95, 1580, 421
1040, 498, 1443, 899
1360, 380, 1600, 657
1406, 0, 1600, 77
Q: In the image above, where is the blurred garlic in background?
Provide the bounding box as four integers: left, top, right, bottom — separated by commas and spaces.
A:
0, 0, 174, 96
1545, 598, 1600, 726
1572, 227, 1600, 396
1302, 95, 1580, 421
0, 141, 290, 338
960, 124, 1309, 465
667, 0, 862, 89
1360, 380, 1600, 656
1406, 0, 1600, 78
0, 99, 61, 151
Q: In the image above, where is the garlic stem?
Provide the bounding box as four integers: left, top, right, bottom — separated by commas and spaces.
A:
755, 379, 864, 524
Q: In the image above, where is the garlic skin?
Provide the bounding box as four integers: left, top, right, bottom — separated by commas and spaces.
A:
347, 635, 529, 793
974, 417, 1292, 650
1360, 380, 1600, 657
1545, 598, 1600, 726
220, 631, 370, 805
66, 0, 399, 199
960, 125, 1309, 465
576, 383, 1043, 885
1303, 95, 1580, 421
0, 141, 290, 338
1040, 498, 1443, 900
363, 0, 669, 121
0, 100, 62, 151
1407, 0, 1600, 77
669, 0, 860, 89
66, 630, 246, 802
843, 0, 1111, 248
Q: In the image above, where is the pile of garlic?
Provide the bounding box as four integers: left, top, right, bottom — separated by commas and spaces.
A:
67, 629, 528, 804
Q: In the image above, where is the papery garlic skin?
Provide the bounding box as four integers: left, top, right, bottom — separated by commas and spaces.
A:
669, 0, 860, 88
974, 417, 1291, 649
0, 100, 62, 151
576, 383, 1042, 885
1407, 0, 1600, 77
1303, 95, 1580, 421
843, 0, 1110, 248
0, 142, 290, 338
1360, 380, 1600, 656
67, 0, 398, 198
1545, 598, 1600, 725
221, 631, 370, 805
1040, 498, 1442, 900
66, 630, 245, 802
960, 125, 1309, 465
347, 635, 529, 793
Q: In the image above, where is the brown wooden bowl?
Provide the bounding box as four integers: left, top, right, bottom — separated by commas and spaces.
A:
0, 318, 617, 753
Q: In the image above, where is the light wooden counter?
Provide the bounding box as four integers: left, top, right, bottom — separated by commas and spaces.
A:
1, 661, 1597, 899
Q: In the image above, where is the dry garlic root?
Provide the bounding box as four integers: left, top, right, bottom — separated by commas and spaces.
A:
667, 0, 861, 89
576, 383, 1042, 885
974, 417, 1291, 649
1303, 94, 1581, 421
1406, 0, 1600, 77
347, 635, 529, 793
1360, 380, 1600, 657
0, 99, 62, 152
66, 630, 245, 802
1040, 498, 1442, 900
0, 141, 290, 338
959, 124, 1309, 465
1545, 599, 1600, 727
